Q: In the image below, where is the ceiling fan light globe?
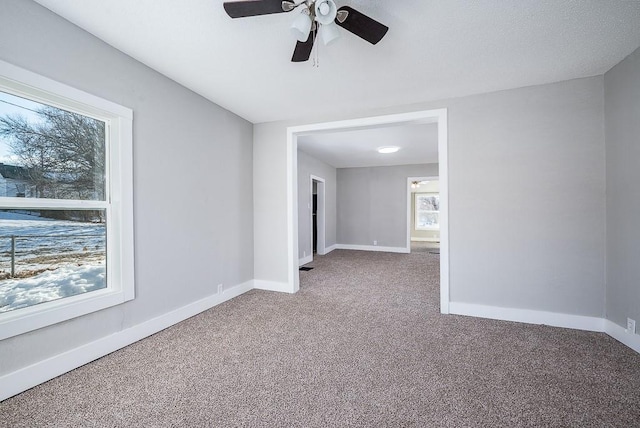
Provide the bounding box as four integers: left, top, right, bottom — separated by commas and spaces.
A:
321, 22, 341, 46
314, 0, 337, 25
290, 12, 312, 42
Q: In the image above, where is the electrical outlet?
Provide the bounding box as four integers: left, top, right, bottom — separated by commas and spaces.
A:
217, 284, 223, 294
373, 240, 377, 246
627, 318, 636, 334
303, 251, 306, 257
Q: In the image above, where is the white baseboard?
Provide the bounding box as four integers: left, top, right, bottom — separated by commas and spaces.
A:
320, 244, 337, 255
253, 280, 292, 293
411, 237, 440, 242
335, 244, 410, 254
4, 288, 638, 402
605, 319, 640, 354
449, 302, 605, 332
449, 303, 640, 355
0, 280, 254, 402
298, 254, 313, 266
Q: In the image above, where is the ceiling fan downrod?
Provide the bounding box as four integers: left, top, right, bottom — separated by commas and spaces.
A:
282, 0, 348, 21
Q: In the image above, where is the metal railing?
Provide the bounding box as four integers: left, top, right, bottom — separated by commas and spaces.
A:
0, 234, 105, 278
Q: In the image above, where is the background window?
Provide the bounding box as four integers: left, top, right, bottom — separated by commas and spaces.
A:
415, 193, 440, 230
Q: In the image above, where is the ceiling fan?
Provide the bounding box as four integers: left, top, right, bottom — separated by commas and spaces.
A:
223, 0, 389, 62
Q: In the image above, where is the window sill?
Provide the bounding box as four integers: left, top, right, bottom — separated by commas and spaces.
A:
0, 287, 133, 340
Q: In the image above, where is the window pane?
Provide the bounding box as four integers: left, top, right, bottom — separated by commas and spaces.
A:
417, 194, 439, 211
0, 209, 106, 313
0, 91, 106, 200
417, 212, 439, 228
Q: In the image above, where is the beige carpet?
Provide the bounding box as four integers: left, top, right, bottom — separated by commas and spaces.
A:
2, 249, 639, 427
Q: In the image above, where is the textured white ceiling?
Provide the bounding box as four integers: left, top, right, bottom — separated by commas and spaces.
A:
298, 123, 438, 168
33, 0, 640, 124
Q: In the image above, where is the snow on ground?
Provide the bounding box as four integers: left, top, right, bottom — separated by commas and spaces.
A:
0, 211, 55, 221
0, 215, 105, 272
0, 263, 105, 312
0, 212, 106, 312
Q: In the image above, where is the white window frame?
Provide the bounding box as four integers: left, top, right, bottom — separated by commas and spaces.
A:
0, 60, 134, 340
415, 192, 440, 231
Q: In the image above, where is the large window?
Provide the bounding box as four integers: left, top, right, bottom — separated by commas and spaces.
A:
0, 60, 134, 340
415, 193, 440, 230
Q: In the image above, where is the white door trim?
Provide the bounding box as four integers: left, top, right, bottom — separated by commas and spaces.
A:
286, 109, 450, 314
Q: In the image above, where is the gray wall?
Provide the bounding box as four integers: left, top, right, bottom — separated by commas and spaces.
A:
297, 150, 337, 260
0, 0, 253, 375
605, 46, 640, 330
337, 164, 437, 248
254, 76, 606, 317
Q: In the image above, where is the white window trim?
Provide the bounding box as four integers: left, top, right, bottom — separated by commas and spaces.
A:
0, 60, 134, 340
415, 192, 440, 231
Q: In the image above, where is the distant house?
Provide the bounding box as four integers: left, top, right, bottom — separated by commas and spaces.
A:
0, 163, 34, 197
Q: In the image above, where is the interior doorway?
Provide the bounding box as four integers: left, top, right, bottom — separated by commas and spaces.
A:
407, 176, 440, 253
310, 175, 325, 260
287, 109, 449, 314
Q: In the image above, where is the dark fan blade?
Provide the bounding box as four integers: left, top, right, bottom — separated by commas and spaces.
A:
224, 0, 288, 18
335, 6, 388, 44
291, 30, 316, 62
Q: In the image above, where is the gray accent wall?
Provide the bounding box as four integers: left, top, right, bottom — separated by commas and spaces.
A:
0, 0, 253, 375
604, 46, 640, 330
254, 76, 606, 317
297, 150, 337, 260
337, 164, 438, 248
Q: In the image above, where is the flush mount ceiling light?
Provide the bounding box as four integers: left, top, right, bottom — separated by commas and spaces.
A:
377, 146, 400, 154
223, 0, 389, 63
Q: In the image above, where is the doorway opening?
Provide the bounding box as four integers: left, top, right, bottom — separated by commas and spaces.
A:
287, 109, 449, 314
407, 176, 440, 254
309, 175, 325, 262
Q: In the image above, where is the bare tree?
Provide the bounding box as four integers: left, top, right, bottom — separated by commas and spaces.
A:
0, 106, 105, 200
